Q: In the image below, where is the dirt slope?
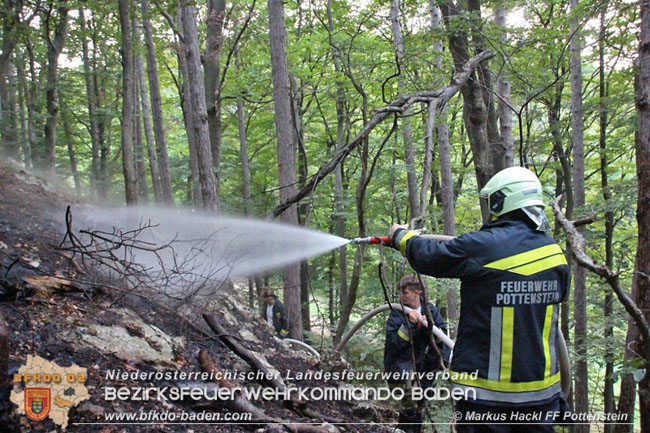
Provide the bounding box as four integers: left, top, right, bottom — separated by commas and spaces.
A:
0, 163, 395, 433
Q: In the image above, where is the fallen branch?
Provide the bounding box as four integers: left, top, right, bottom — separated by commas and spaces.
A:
203, 313, 286, 389
202, 314, 344, 425
550, 197, 650, 356
270, 50, 495, 219
198, 349, 276, 422
198, 350, 338, 431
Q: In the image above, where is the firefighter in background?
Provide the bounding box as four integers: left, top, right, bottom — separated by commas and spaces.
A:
389, 167, 571, 432
384, 275, 451, 433
260, 288, 289, 338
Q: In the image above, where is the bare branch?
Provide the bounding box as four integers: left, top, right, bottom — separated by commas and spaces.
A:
550, 197, 650, 350
270, 50, 495, 219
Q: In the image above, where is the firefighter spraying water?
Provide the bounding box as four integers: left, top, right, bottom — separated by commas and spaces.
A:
70, 167, 572, 433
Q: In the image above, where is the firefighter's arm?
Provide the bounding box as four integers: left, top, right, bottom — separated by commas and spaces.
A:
390, 227, 476, 278
386, 312, 420, 349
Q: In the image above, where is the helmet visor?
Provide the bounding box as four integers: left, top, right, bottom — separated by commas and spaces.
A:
478, 192, 491, 223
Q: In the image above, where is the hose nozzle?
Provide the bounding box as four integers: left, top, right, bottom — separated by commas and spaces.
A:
350, 236, 392, 246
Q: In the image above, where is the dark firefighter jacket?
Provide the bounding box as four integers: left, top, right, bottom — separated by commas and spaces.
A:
384, 302, 451, 385
393, 217, 569, 406
260, 296, 289, 336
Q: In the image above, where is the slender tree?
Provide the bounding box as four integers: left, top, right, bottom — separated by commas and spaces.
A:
326, 0, 348, 317
180, 0, 218, 212
78, 8, 101, 198
141, 0, 174, 205
175, 18, 202, 209
494, 7, 514, 167
635, 2, 650, 428
60, 97, 80, 195
118, 0, 137, 204
42, 3, 69, 175
430, 0, 457, 333
569, 0, 588, 428
390, 0, 419, 219
204, 0, 226, 213
598, 9, 616, 431
133, 17, 161, 203
268, 0, 302, 340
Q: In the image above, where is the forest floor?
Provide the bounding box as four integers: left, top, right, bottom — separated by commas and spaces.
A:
0, 161, 398, 433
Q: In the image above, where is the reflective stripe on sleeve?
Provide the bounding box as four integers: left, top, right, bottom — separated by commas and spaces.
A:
399, 231, 417, 256
397, 324, 411, 342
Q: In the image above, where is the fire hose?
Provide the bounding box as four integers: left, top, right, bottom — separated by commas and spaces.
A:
284, 338, 321, 359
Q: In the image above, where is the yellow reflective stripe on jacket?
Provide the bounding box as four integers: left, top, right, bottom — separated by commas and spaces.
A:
484, 244, 564, 273
451, 370, 561, 393
399, 231, 417, 256
499, 307, 515, 382
542, 305, 554, 378
397, 324, 411, 342
508, 254, 568, 276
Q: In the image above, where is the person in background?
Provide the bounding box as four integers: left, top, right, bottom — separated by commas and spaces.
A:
260, 287, 289, 338
384, 275, 451, 433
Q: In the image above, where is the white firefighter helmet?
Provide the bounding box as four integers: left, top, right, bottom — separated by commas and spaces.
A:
479, 167, 545, 217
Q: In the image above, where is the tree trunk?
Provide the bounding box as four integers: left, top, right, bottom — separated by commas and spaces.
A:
569, 1, 588, 430
17, 59, 28, 166
390, 0, 419, 219
15, 53, 32, 169
494, 7, 514, 168
439, 0, 492, 219
78, 8, 101, 199
141, 0, 174, 205
635, 2, 650, 428
328, 249, 335, 327
118, 0, 137, 205
42, 4, 69, 176
0, 0, 23, 156
614, 259, 639, 433
2, 62, 18, 160
599, 11, 615, 432
180, 0, 218, 212
430, 0, 458, 333
547, 78, 573, 399
60, 98, 80, 195
133, 70, 149, 203
235, 45, 252, 217
268, 0, 302, 340
174, 14, 202, 209
91, 19, 110, 201
134, 17, 162, 203
326, 0, 349, 315
235, 52, 255, 308
204, 0, 225, 213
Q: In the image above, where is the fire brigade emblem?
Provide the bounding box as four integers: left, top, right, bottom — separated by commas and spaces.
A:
24, 388, 51, 421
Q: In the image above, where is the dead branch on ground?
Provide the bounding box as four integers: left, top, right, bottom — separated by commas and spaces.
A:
198, 350, 334, 433
56, 206, 232, 305
202, 314, 343, 425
